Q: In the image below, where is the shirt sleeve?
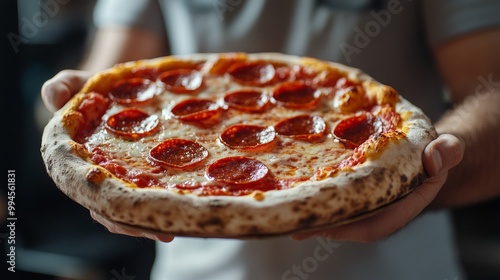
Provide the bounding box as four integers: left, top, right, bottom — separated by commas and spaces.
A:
422, 0, 500, 48
93, 0, 165, 34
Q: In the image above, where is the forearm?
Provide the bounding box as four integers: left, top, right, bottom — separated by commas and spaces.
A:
433, 90, 500, 207
80, 27, 167, 72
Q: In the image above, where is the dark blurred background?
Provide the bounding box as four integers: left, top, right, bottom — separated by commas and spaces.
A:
1, 1, 499, 280
2, 1, 155, 280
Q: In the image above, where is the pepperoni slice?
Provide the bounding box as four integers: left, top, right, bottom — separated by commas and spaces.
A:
109, 78, 157, 105
274, 115, 326, 141
220, 125, 276, 150
223, 89, 269, 112
207, 157, 269, 185
272, 81, 320, 109
333, 112, 382, 149
149, 139, 208, 169
170, 99, 220, 122
158, 69, 203, 93
228, 61, 276, 86
105, 109, 160, 140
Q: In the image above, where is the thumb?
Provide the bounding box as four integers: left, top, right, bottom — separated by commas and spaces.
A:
423, 134, 465, 176
41, 70, 92, 112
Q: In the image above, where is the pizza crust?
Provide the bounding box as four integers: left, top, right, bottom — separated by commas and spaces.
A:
41, 53, 436, 237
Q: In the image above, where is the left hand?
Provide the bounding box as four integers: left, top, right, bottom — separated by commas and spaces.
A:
292, 133, 464, 242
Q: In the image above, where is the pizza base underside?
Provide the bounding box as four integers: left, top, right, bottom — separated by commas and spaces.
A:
112, 177, 424, 239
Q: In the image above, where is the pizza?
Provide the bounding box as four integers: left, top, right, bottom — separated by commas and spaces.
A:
41, 53, 436, 238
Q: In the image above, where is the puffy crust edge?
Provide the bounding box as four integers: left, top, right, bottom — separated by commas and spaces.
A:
41, 53, 436, 238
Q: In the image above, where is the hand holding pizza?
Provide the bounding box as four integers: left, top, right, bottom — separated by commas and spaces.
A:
42, 69, 175, 242
41, 70, 93, 113
89, 133, 464, 243
292, 133, 464, 242
41, 54, 461, 241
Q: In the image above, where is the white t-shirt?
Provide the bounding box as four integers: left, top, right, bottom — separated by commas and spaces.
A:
93, 1, 500, 279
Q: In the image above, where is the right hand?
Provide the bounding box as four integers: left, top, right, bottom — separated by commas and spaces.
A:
41, 70, 174, 242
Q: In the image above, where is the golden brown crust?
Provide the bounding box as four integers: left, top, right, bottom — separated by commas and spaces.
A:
41, 53, 436, 237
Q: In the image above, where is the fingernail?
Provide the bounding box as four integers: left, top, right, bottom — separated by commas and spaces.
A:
432, 151, 442, 174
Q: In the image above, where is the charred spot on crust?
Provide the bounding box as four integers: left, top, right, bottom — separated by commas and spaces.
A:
335, 208, 345, 216
132, 200, 142, 208
245, 225, 260, 235
161, 211, 171, 216
329, 192, 338, 199
298, 214, 317, 226
116, 187, 127, 193
164, 221, 173, 227
197, 217, 223, 228
208, 200, 227, 208
350, 199, 359, 209
400, 175, 408, 183
409, 172, 427, 189
47, 159, 54, 172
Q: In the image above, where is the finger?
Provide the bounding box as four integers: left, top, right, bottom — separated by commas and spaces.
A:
423, 134, 464, 176
41, 70, 92, 112
90, 211, 174, 242
292, 134, 464, 242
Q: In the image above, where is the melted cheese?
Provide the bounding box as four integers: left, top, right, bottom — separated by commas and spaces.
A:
84, 69, 356, 190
